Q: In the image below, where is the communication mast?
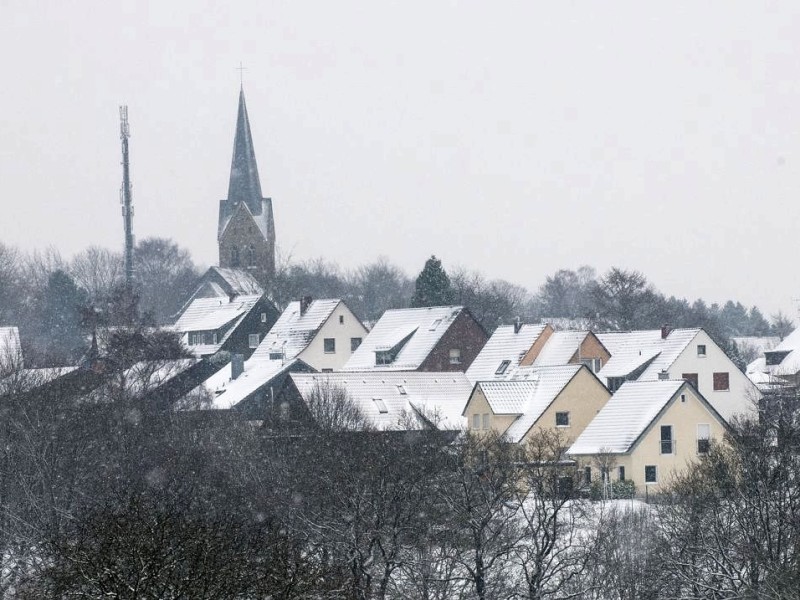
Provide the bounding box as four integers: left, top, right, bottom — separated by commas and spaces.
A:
119, 106, 135, 291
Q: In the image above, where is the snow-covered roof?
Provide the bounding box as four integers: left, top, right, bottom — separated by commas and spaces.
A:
252, 299, 341, 361
0, 366, 77, 395
173, 294, 262, 355
344, 306, 465, 371
532, 331, 588, 366
597, 329, 700, 380
200, 358, 301, 410
209, 267, 264, 296
466, 324, 546, 383
474, 365, 583, 443
193, 299, 343, 410
568, 380, 692, 455
0, 327, 21, 359
732, 336, 780, 355
88, 359, 198, 400
290, 371, 473, 431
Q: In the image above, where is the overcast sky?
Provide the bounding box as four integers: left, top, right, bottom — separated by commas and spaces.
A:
2, 1, 798, 317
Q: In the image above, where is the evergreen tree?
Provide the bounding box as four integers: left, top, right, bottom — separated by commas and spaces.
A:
28, 269, 88, 364
410, 255, 455, 308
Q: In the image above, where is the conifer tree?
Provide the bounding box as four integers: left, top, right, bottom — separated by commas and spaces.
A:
411, 255, 455, 308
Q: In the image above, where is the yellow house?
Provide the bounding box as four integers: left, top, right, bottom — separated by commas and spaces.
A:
462, 364, 611, 445
567, 379, 728, 493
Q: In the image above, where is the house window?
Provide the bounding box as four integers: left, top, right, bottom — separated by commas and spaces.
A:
555, 411, 570, 427
697, 344, 706, 357
246, 245, 256, 266
682, 373, 699, 388
618, 466, 625, 481
397, 385, 406, 395
248, 334, 259, 348
324, 338, 336, 354
713, 372, 729, 391
212, 333, 218, 345
593, 358, 602, 372
351, 337, 362, 352
472, 414, 481, 429
339, 315, 344, 324
584, 466, 591, 484
269, 352, 283, 360
261, 312, 267, 323
660, 425, 674, 454
429, 319, 443, 331
373, 398, 388, 414
482, 414, 490, 430
231, 246, 240, 267
697, 424, 711, 454
449, 348, 462, 365
495, 360, 511, 375
644, 465, 657, 484
321, 368, 333, 373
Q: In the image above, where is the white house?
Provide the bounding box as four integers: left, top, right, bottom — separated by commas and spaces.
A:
597, 327, 759, 422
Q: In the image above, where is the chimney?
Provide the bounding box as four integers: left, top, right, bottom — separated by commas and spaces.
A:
658, 369, 669, 381
231, 353, 244, 380
513, 317, 522, 334
228, 292, 236, 303
300, 295, 312, 316
661, 324, 671, 339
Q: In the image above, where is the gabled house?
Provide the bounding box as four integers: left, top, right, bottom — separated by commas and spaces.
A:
462, 364, 611, 445
746, 328, 800, 388
186, 298, 368, 416
279, 371, 473, 431
173, 294, 278, 358
465, 322, 609, 384
597, 327, 759, 422
343, 306, 487, 372
568, 379, 728, 492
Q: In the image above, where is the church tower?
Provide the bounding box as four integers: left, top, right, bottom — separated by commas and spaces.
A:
218, 87, 275, 286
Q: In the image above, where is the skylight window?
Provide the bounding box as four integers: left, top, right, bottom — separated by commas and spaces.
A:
429, 319, 443, 331
397, 385, 407, 395
495, 360, 511, 375
373, 398, 389, 414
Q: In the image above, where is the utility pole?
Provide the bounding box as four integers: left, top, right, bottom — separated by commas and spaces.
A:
119, 106, 135, 292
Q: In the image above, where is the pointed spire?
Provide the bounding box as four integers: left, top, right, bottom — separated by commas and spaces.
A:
227, 88, 263, 209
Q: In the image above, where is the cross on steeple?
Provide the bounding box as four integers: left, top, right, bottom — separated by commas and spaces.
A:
237, 62, 247, 87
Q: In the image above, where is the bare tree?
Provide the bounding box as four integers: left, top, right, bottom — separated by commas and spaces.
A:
69, 246, 123, 304
303, 379, 371, 432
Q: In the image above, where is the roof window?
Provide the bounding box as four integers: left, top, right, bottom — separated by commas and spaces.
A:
373, 398, 389, 414
495, 360, 511, 375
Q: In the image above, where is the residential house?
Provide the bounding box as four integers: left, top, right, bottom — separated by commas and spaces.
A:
186, 298, 368, 417
465, 322, 609, 384
343, 306, 487, 372
462, 364, 611, 445
568, 379, 728, 493
597, 327, 759, 421
172, 267, 280, 359
746, 328, 800, 388
279, 371, 473, 431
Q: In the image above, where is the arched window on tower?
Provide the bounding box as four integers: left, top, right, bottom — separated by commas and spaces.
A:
231, 246, 240, 267
247, 244, 256, 266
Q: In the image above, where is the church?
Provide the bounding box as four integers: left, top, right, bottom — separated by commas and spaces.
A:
217, 86, 276, 287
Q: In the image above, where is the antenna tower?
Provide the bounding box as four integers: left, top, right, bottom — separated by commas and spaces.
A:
119, 106, 135, 291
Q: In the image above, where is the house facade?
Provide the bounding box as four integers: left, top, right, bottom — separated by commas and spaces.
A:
568, 380, 728, 493
462, 364, 611, 445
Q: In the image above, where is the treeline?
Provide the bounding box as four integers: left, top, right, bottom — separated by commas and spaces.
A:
0, 240, 793, 367
1, 349, 799, 599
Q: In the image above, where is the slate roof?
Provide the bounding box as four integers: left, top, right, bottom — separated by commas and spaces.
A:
344, 306, 464, 371
173, 294, 262, 355
466, 324, 546, 383
473, 365, 583, 443
568, 380, 704, 455
597, 329, 700, 380
198, 299, 342, 409
290, 371, 473, 431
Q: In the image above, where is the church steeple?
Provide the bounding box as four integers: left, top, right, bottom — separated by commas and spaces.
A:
227, 87, 263, 212
217, 86, 276, 287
